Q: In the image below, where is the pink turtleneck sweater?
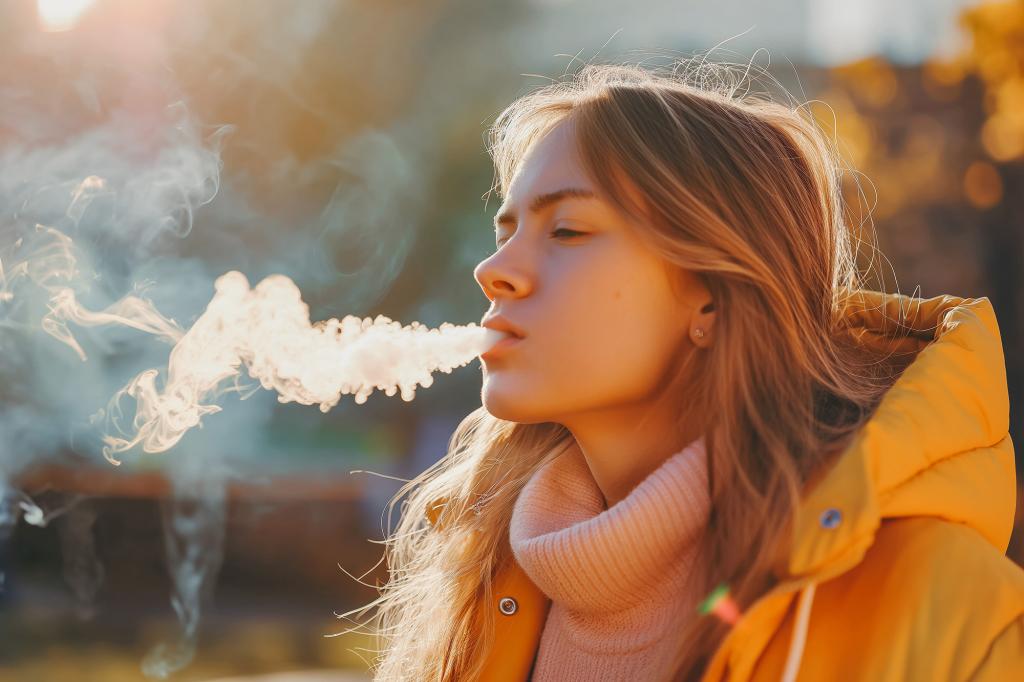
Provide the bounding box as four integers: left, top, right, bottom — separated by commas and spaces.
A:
509, 436, 711, 681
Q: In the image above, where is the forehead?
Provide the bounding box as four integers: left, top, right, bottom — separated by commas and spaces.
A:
502, 120, 594, 207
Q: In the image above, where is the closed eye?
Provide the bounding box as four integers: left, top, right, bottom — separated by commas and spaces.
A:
494, 227, 587, 249
549, 227, 585, 240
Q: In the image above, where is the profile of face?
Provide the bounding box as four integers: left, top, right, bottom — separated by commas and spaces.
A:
474, 118, 708, 426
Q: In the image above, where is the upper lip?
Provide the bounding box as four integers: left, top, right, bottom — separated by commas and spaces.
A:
481, 314, 526, 338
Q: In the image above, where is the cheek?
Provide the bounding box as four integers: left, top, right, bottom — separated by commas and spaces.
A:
562, 314, 682, 402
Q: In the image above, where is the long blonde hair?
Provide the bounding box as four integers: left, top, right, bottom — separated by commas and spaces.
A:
343, 57, 918, 681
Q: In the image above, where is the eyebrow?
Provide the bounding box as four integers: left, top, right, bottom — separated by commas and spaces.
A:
493, 187, 597, 229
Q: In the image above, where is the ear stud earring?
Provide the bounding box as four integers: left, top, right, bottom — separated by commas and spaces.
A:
694, 328, 705, 339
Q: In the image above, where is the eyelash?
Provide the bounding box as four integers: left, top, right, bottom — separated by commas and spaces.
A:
495, 227, 585, 248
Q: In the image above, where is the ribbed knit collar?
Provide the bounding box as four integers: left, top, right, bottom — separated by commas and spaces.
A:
509, 435, 711, 615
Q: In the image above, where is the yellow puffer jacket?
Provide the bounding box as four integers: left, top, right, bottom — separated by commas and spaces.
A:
425, 290, 1024, 681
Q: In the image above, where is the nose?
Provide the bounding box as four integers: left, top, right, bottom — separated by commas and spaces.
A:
473, 250, 531, 301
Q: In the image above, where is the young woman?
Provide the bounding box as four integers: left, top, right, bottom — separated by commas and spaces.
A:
349, 60, 1024, 680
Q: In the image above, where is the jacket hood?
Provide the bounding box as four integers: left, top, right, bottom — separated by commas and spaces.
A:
782, 288, 1016, 585
772, 288, 1016, 682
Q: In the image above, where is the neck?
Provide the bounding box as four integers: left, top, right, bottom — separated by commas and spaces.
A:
560, 395, 706, 508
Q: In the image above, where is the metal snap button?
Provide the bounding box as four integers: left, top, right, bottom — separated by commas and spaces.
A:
498, 596, 518, 616
819, 507, 842, 529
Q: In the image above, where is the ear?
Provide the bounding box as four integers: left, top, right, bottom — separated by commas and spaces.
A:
691, 300, 716, 347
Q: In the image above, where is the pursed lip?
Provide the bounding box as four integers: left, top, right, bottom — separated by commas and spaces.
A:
480, 334, 522, 360
480, 314, 526, 339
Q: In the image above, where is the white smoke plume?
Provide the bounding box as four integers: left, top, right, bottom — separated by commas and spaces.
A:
91, 270, 502, 464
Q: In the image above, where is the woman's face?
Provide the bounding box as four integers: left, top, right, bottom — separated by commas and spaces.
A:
474, 119, 704, 425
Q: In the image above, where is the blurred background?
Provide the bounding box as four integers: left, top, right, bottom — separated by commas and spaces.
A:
0, 0, 1021, 680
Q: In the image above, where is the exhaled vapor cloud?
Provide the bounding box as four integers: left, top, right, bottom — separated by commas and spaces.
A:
76, 269, 500, 464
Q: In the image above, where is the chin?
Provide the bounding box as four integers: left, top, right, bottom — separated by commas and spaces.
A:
481, 383, 547, 424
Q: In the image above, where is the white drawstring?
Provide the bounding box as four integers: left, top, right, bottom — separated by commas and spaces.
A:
780, 582, 816, 682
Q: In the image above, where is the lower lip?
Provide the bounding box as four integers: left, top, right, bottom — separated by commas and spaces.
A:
480, 336, 523, 360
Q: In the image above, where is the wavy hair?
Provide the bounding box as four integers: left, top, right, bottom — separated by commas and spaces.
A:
342, 56, 918, 681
